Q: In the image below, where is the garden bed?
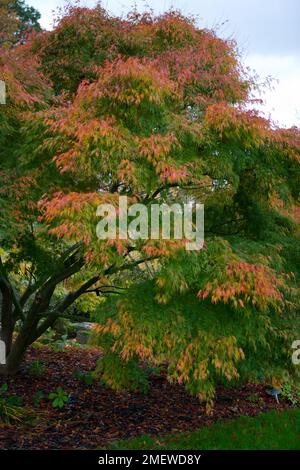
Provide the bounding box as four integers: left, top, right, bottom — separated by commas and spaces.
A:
0, 346, 295, 450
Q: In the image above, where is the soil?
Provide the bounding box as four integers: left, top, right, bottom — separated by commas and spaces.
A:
0, 346, 293, 449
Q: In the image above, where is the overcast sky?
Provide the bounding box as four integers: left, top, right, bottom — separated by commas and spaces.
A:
27, 0, 300, 128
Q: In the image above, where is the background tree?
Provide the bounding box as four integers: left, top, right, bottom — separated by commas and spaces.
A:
0, 6, 299, 410
12, 0, 41, 43
0, 0, 19, 45
0, 0, 41, 46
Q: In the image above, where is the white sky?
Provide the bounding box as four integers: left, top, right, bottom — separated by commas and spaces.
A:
27, 0, 300, 128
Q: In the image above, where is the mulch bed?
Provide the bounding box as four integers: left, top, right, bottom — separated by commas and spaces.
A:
0, 346, 293, 449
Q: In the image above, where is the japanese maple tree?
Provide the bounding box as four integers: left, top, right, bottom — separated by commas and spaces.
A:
0, 5, 299, 409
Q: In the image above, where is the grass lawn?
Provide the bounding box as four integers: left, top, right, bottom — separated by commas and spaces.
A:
109, 409, 300, 450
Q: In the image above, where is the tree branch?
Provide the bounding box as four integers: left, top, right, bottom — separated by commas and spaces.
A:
105, 255, 158, 275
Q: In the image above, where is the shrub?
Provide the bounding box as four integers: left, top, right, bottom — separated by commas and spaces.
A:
48, 387, 68, 409
28, 360, 45, 377
33, 390, 44, 407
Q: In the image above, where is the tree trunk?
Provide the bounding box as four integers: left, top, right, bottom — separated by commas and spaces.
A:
0, 345, 19, 375
0, 284, 38, 375
0, 328, 30, 375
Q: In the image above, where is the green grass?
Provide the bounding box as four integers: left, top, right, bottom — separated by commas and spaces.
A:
108, 409, 300, 450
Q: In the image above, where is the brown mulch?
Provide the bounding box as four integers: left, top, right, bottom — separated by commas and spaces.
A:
0, 346, 293, 449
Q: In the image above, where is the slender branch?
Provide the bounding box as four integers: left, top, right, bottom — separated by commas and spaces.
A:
105, 255, 158, 275
61, 242, 84, 261
85, 284, 126, 294
85, 289, 124, 296
31, 255, 84, 305
144, 180, 214, 204
20, 282, 40, 308
20, 243, 84, 308
144, 183, 179, 203
56, 275, 100, 312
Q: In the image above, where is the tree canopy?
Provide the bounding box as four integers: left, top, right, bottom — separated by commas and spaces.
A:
0, 4, 299, 409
